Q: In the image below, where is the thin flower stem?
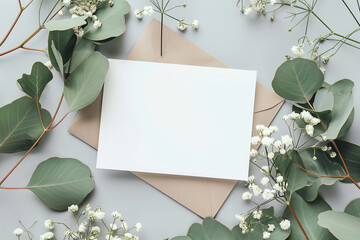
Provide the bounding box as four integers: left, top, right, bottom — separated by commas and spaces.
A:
341, 0, 360, 27
288, 203, 310, 240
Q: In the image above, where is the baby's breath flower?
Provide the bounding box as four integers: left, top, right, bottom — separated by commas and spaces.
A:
252, 184, 262, 196
242, 191, 253, 200
330, 151, 337, 158
280, 219, 291, 230
63, 0, 71, 7
263, 231, 271, 239
93, 20, 102, 28
124, 232, 133, 239
262, 137, 274, 147
274, 140, 282, 149
134, 9, 143, 19
322, 55, 330, 64
13, 228, 23, 237
282, 114, 289, 121
250, 149, 258, 157
110, 223, 118, 230
288, 112, 300, 120
177, 21, 187, 31
310, 118, 321, 126
134, 222, 142, 232
244, 7, 253, 15
68, 204, 78, 213
251, 136, 261, 145
45, 61, 53, 69
191, 20, 199, 29
281, 135, 292, 147
262, 189, 275, 200
112, 211, 121, 219
261, 166, 270, 174
40, 232, 54, 240
256, 124, 266, 132
143, 6, 154, 16
58, 10, 64, 16
91, 226, 100, 234
301, 110, 313, 123
94, 211, 105, 220
268, 224, 275, 232
269, 126, 278, 133
270, 0, 277, 5
280, 148, 286, 154
253, 209, 262, 219
268, 152, 274, 159
78, 222, 87, 233
291, 44, 304, 57
276, 175, 283, 183
321, 146, 328, 151
44, 220, 54, 230
261, 176, 269, 186
236, 214, 246, 223
305, 124, 314, 136
313, 156, 317, 160
321, 135, 328, 141
85, 203, 92, 211
65, 230, 72, 236
248, 175, 255, 183
262, 127, 272, 137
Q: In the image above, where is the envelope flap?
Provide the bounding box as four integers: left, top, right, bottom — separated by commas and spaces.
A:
254, 82, 284, 113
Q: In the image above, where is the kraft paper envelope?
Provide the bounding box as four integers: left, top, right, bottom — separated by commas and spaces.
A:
68, 19, 284, 218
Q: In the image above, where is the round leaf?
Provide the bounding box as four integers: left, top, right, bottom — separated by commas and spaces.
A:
0, 97, 51, 153
283, 192, 335, 240
345, 198, 360, 218
67, 37, 96, 73
272, 58, 324, 102
84, 0, 130, 41
27, 157, 95, 210
318, 211, 360, 240
313, 87, 334, 114
64, 51, 109, 112
187, 218, 236, 240
45, 16, 88, 31
17, 62, 53, 99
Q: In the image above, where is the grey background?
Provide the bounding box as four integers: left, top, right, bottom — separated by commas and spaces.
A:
1, 0, 360, 239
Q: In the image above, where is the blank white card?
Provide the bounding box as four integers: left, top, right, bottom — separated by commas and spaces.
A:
97, 60, 257, 180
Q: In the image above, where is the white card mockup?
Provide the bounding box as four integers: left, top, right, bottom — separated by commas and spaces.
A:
97, 60, 256, 180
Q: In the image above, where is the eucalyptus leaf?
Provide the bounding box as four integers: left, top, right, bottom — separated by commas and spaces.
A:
272, 58, 324, 102
51, 41, 64, 77
318, 211, 360, 240
187, 218, 236, 240
321, 79, 354, 140
344, 198, 360, 217
282, 192, 335, 240
17, 62, 53, 99
329, 140, 360, 183
170, 237, 192, 240
67, 37, 96, 73
64, 51, 109, 112
296, 149, 346, 201
313, 87, 333, 113
48, 29, 76, 71
274, 151, 308, 193
45, 16, 88, 31
0, 97, 51, 153
232, 207, 290, 240
337, 108, 354, 139
84, 0, 130, 41
27, 157, 95, 210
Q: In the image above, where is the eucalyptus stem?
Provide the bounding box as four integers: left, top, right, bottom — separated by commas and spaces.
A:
288, 203, 310, 240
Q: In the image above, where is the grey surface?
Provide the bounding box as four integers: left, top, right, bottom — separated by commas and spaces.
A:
1, 0, 360, 239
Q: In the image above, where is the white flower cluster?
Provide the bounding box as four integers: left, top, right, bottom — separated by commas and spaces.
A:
235, 211, 291, 238
61, 0, 112, 37
283, 110, 321, 137
14, 204, 141, 240
134, 5, 199, 31
242, 0, 266, 15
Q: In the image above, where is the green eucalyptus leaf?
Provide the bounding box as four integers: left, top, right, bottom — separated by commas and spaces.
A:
187, 218, 236, 240
272, 58, 324, 102
170, 237, 192, 240
45, 16, 88, 31
17, 62, 53, 99
318, 211, 360, 240
313, 87, 333, 113
321, 79, 354, 140
344, 198, 360, 217
274, 151, 309, 193
67, 37, 96, 73
337, 108, 354, 138
51, 41, 64, 77
232, 207, 290, 240
283, 192, 335, 240
0, 97, 51, 153
27, 157, 95, 210
329, 140, 360, 183
48, 29, 76, 71
64, 51, 109, 112
296, 149, 346, 202
84, 0, 130, 41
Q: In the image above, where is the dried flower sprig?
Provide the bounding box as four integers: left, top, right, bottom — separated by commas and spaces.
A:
237, 0, 360, 66
134, 0, 198, 56
13, 204, 142, 240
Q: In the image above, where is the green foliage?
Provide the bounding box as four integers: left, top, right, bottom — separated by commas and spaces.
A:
45, 16, 88, 31
283, 193, 335, 240
330, 140, 360, 183
232, 207, 291, 240
170, 237, 192, 240
27, 157, 95, 210
272, 58, 324, 102
64, 51, 109, 112
67, 37, 96, 73
48, 29, 76, 72
296, 149, 345, 201
318, 211, 360, 240
0, 97, 51, 153
17, 62, 53, 99
51, 41, 64, 77
345, 199, 360, 217
84, 0, 130, 42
